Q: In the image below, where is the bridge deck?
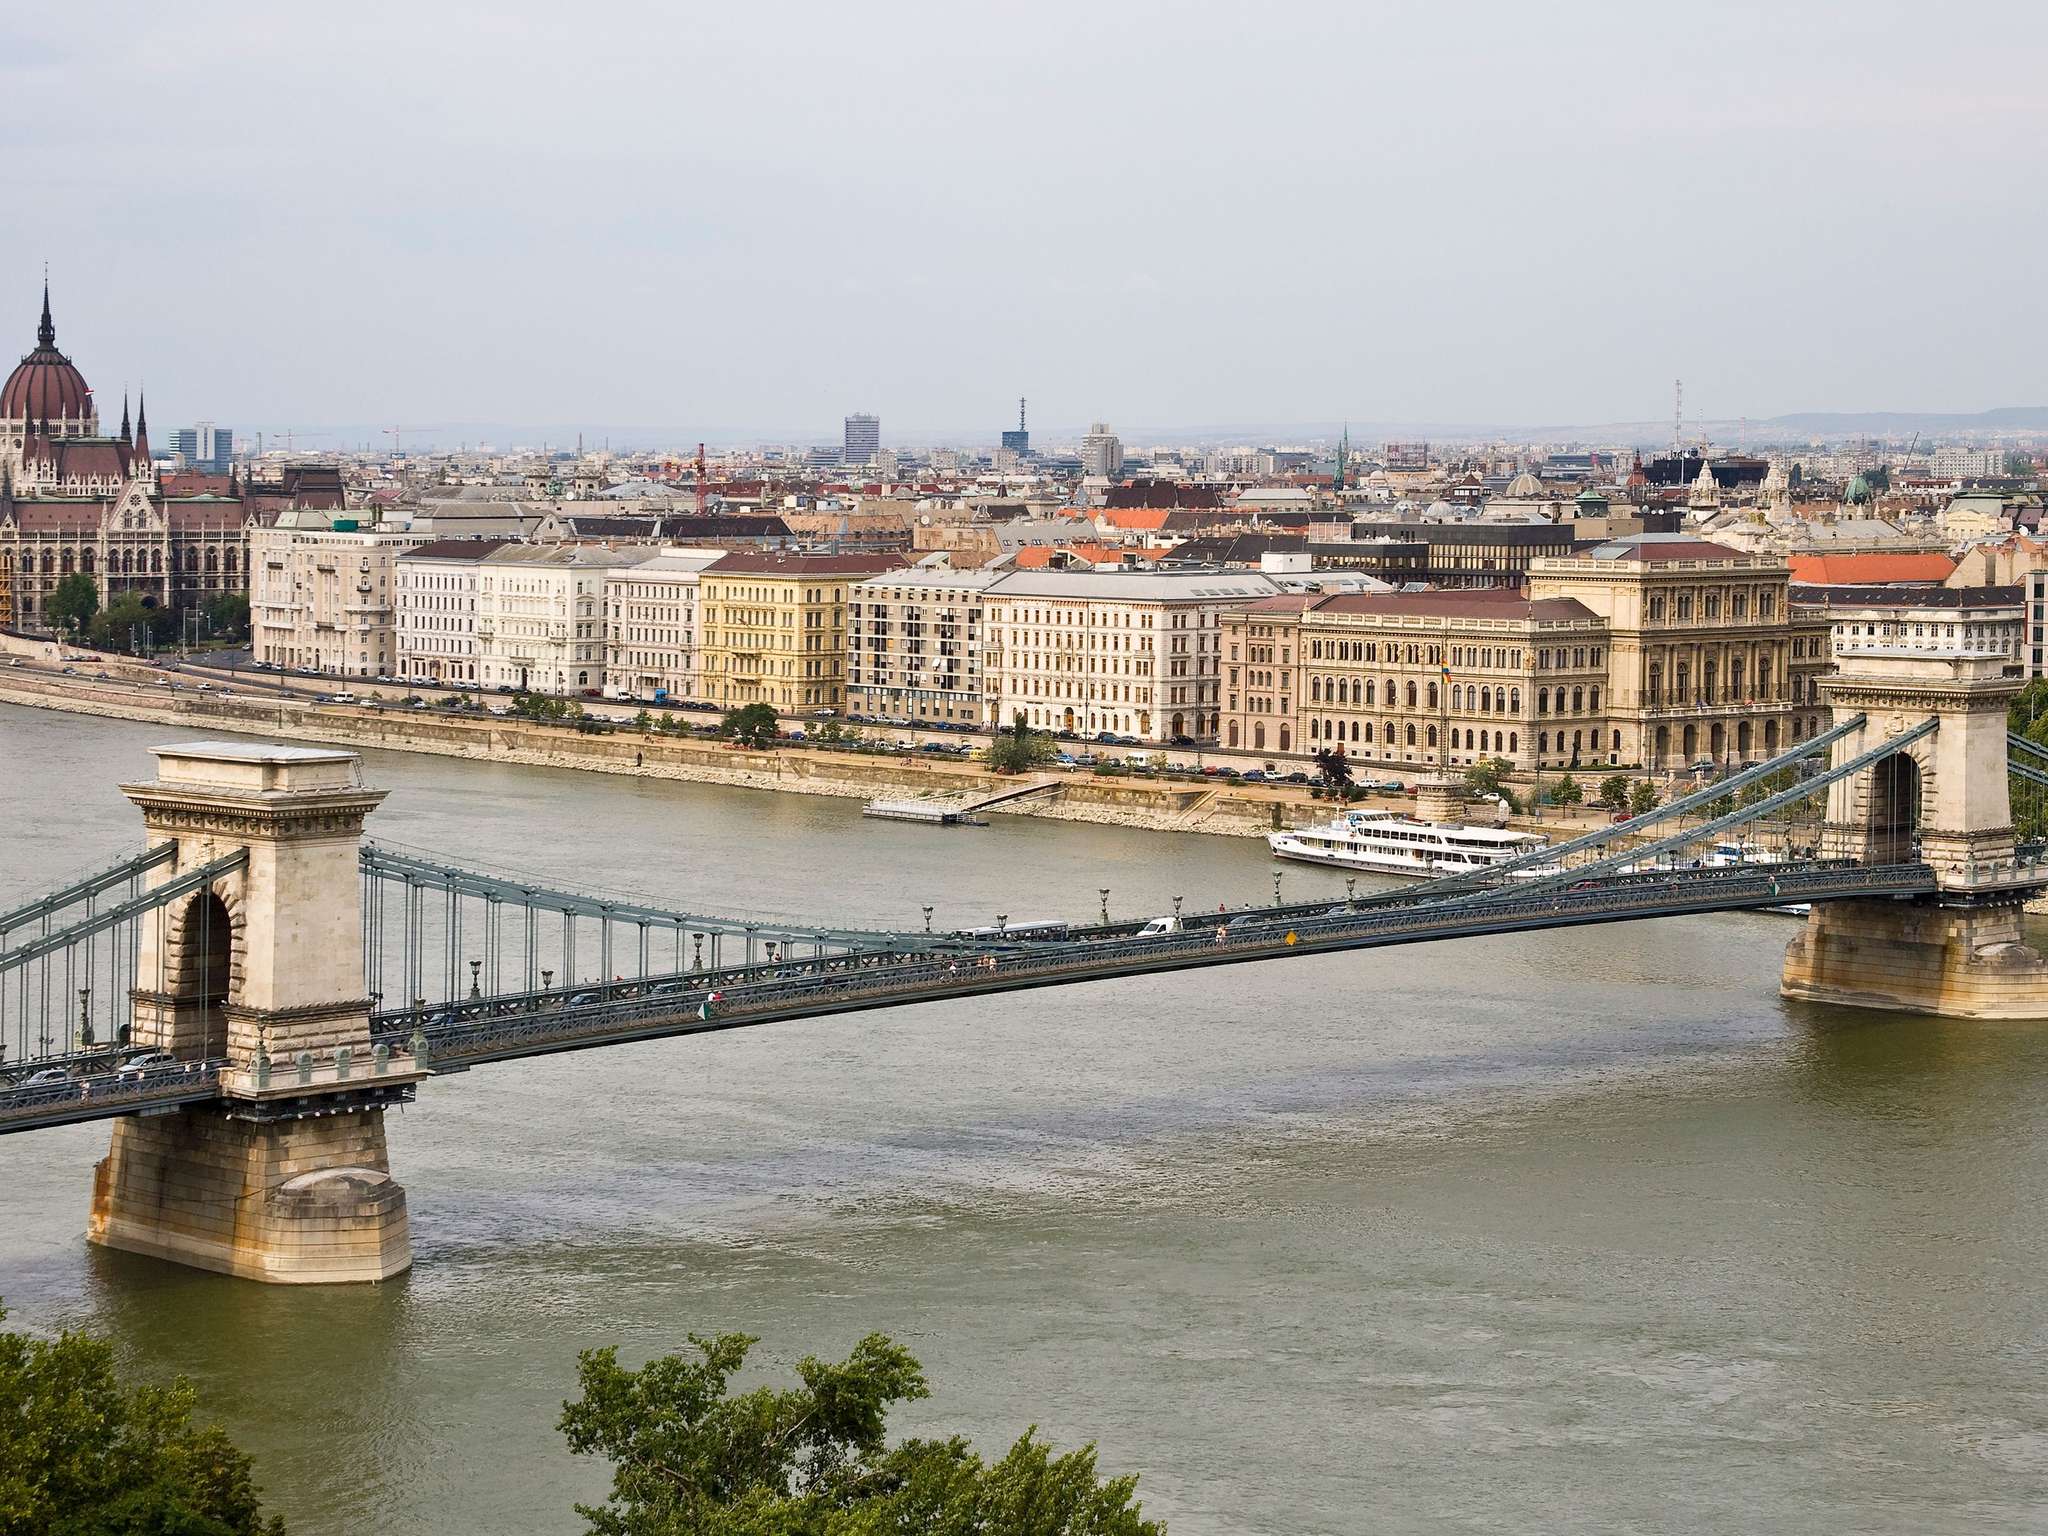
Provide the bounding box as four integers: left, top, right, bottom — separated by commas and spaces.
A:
0, 861, 1952, 1135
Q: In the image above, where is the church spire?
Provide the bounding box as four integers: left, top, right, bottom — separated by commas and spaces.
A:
133, 388, 149, 460
37, 275, 54, 350
120, 392, 132, 443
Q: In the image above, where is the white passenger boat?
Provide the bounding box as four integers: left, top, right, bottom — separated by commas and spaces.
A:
1267, 808, 1552, 879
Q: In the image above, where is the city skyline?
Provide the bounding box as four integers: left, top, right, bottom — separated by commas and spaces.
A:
5, 1, 2045, 437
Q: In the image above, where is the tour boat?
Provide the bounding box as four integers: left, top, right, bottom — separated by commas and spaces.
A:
1267, 808, 1552, 879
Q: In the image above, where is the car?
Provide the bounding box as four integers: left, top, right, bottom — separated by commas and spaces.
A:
410, 699, 429, 710
61, 666, 77, 676
566, 990, 602, 1006
1283, 772, 1309, 784
1170, 734, 1198, 747
19, 1068, 69, 1088
496, 683, 517, 694
649, 980, 687, 997
7, 658, 24, 668
92, 670, 111, 681
116, 1051, 178, 1080
1242, 770, 1268, 783
1053, 753, 1077, 766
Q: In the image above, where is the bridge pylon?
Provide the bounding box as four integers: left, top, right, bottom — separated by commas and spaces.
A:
1781, 650, 2048, 1018
89, 742, 420, 1283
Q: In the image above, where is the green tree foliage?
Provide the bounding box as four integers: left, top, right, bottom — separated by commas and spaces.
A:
721, 702, 782, 748
1597, 775, 1630, 811
1463, 756, 1522, 813
559, 1331, 1160, 1536
203, 593, 251, 643
1311, 747, 1353, 789
1628, 779, 1659, 816
87, 593, 175, 654
45, 572, 98, 635
1552, 772, 1584, 806
2004, 452, 2036, 479
0, 1303, 286, 1534
987, 709, 1055, 775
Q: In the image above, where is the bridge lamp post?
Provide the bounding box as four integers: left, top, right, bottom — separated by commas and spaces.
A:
996, 914, 1008, 934
540, 969, 554, 993
1272, 871, 1283, 907
79, 987, 93, 1050
1099, 889, 1110, 925
1346, 877, 1357, 906
1172, 895, 1183, 920
922, 905, 933, 934
692, 935, 703, 972
468, 960, 482, 998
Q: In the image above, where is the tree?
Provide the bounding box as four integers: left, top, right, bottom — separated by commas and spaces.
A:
1463, 755, 1522, 813
2004, 452, 2036, 479
1597, 775, 1630, 811
203, 592, 251, 643
0, 1303, 286, 1534
559, 1330, 1160, 1536
87, 593, 172, 654
987, 709, 1055, 775
1628, 779, 1659, 816
720, 702, 781, 748
45, 572, 98, 635
1552, 772, 1583, 805
1311, 747, 1353, 790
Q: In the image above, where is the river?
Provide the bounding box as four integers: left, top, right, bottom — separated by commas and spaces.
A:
3, 701, 2045, 1534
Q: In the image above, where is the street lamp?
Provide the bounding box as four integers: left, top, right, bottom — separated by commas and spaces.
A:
922, 905, 933, 934
1099, 888, 1110, 924
1272, 871, 1283, 907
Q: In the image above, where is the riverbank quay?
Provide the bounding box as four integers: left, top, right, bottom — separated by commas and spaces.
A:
0, 672, 1361, 840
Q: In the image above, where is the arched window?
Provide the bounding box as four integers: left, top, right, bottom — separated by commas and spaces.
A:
1509, 732, 1518, 752
1279, 726, 1291, 752
1451, 685, 1463, 710
225, 548, 238, 574
1539, 731, 1548, 754
1310, 718, 1321, 739
1311, 677, 1322, 703
151, 550, 162, 573
1228, 721, 1240, 747
1254, 722, 1266, 750
1510, 688, 1520, 712
1406, 681, 1417, 708
1589, 686, 1601, 712
1427, 682, 1438, 709
40, 550, 54, 574
204, 548, 218, 573
1571, 686, 1584, 713
1427, 725, 1437, 747
1479, 686, 1492, 714
1354, 721, 1364, 742
1348, 678, 1360, 705
1383, 679, 1396, 707
58, 550, 72, 575
81, 549, 94, 573
1405, 723, 1416, 746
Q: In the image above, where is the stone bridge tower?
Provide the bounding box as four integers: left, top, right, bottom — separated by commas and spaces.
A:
1782, 650, 2048, 1018
89, 742, 423, 1283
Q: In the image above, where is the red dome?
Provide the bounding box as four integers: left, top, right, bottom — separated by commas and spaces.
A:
1, 284, 92, 425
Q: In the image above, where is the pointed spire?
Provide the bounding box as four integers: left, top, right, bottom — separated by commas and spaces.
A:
133, 388, 149, 461
120, 393, 132, 443
36, 274, 54, 350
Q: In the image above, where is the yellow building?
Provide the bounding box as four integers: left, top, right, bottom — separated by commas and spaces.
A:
1526, 533, 1830, 770
697, 551, 906, 711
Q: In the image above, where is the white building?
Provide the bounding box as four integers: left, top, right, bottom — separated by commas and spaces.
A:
1791, 583, 2024, 664
980, 569, 1282, 744
601, 546, 727, 703
1080, 422, 1124, 481
477, 544, 639, 694
395, 538, 515, 684
846, 567, 1004, 725
1930, 447, 2007, 480
249, 515, 431, 677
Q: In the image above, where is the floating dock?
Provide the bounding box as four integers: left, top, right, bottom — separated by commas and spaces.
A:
861, 778, 1060, 826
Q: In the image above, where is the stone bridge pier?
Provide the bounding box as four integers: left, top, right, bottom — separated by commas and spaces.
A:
1782, 650, 2048, 1018
89, 742, 421, 1283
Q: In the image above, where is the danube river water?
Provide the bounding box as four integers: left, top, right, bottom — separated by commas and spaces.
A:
4, 701, 2047, 1534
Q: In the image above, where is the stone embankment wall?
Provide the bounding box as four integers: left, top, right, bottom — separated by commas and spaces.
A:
0, 676, 1304, 840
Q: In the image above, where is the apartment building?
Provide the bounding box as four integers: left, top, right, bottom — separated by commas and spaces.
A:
1526, 534, 1830, 770
601, 546, 727, 702
980, 569, 1282, 744
476, 544, 639, 694
395, 538, 513, 684
249, 516, 430, 677
846, 568, 1003, 725
696, 551, 907, 712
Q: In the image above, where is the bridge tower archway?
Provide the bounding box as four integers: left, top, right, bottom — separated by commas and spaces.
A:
92, 741, 415, 1283
1784, 650, 2048, 1019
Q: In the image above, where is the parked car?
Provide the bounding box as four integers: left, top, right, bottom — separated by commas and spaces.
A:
1242, 770, 1268, 783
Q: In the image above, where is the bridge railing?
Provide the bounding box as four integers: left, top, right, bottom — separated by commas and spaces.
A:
370, 861, 1937, 1068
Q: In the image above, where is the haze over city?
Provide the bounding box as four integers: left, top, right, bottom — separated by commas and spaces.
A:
6, 0, 2045, 445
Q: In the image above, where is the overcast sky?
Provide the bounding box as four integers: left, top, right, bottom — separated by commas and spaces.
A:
5, 1, 2044, 446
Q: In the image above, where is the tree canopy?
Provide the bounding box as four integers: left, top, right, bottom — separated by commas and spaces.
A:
45, 573, 98, 635
987, 710, 1055, 775
721, 702, 782, 749
560, 1331, 1162, 1536
0, 1303, 286, 1535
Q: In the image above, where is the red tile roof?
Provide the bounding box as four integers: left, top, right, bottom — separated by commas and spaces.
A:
1786, 552, 1956, 585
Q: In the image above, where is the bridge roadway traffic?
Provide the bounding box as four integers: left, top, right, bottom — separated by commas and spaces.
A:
0, 860, 1951, 1135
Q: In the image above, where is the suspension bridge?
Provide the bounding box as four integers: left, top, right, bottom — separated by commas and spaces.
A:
4, 648, 2046, 1284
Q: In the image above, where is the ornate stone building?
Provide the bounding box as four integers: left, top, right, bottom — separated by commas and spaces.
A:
0, 283, 255, 631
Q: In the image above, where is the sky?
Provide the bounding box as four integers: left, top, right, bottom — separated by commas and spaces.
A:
4, 0, 2045, 447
